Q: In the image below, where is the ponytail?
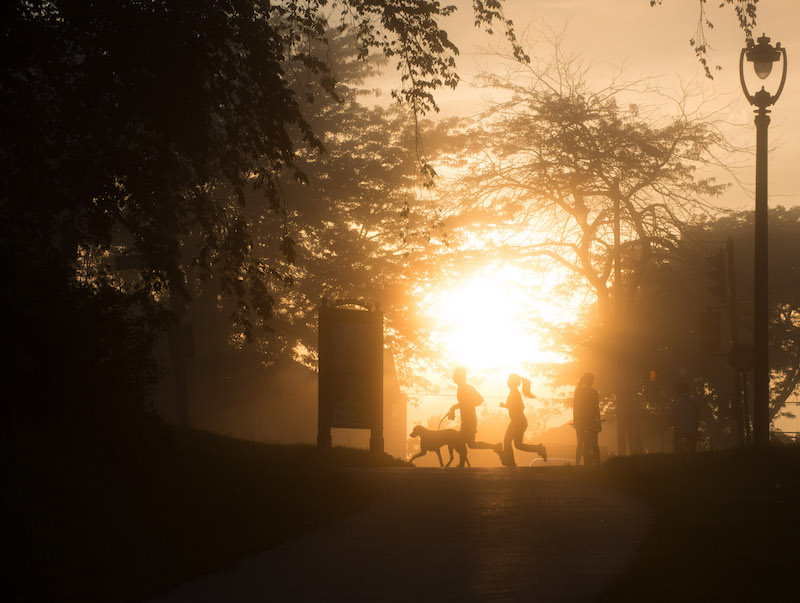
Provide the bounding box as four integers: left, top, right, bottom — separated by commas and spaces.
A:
521, 377, 535, 399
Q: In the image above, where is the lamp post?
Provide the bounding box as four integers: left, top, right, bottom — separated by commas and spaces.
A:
739, 34, 787, 452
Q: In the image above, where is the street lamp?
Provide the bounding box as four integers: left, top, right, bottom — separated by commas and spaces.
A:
739, 34, 787, 452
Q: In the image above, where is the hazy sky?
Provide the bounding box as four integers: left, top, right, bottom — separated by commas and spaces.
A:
412, 0, 800, 210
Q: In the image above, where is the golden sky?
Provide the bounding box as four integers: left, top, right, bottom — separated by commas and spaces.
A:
422, 0, 800, 210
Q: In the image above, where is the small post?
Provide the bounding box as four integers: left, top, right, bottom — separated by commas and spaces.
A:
370, 309, 384, 455
317, 304, 333, 449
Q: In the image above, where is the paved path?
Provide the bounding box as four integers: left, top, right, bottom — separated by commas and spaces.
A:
152, 467, 650, 602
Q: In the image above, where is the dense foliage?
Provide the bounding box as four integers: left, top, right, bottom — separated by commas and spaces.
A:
0, 0, 516, 427
564, 208, 800, 448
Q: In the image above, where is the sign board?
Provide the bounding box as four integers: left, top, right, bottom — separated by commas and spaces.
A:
318, 304, 383, 452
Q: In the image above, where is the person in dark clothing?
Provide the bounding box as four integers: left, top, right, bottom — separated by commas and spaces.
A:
447, 366, 502, 464
500, 373, 547, 467
573, 372, 601, 466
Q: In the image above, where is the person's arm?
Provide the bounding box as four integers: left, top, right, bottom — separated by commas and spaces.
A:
500, 390, 512, 409
447, 403, 459, 421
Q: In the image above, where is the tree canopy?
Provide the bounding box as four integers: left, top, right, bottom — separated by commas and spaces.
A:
434, 42, 734, 323
0, 0, 519, 321
0, 0, 520, 426
565, 207, 800, 447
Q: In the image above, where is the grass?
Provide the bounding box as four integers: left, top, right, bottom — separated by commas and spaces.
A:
596, 447, 800, 601
3, 427, 407, 602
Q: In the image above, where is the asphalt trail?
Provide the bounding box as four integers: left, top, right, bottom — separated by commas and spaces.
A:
152, 467, 650, 602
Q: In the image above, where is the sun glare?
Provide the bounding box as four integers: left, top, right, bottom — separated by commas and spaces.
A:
430, 266, 566, 374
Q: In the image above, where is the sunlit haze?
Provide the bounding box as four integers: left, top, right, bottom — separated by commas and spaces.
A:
430, 266, 566, 371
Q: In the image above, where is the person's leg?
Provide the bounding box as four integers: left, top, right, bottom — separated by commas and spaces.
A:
480, 438, 503, 461
464, 431, 500, 457
464, 428, 501, 453
575, 431, 584, 465
515, 440, 547, 462
503, 425, 516, 467
583, 430, 594, 464
591, 435, 601, 465
492, 440, 503, 457
457, 443, 468, 467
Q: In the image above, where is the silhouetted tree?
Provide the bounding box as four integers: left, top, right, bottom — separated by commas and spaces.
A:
1, 0, 519, 324
0, 1, 519, 430
563, 207, 800, 449
181, 32, 446, 390
433, 36, 736, 452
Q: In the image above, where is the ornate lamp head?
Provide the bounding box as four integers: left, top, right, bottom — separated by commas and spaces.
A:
740, 34, 787, 109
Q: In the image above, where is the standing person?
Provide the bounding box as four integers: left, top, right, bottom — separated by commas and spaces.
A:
573, 373, 601, 466
500, 373, 547, 467
671, 381, 700, 453
447, 367, 502, 463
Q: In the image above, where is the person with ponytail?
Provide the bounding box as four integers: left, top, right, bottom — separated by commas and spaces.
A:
500, 374, 547, 467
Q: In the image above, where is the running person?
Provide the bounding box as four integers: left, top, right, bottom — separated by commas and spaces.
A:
500, 373, 547, 467
447, 367, 502, 463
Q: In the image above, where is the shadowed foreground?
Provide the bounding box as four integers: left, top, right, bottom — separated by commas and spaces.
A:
153, 468, 650, 602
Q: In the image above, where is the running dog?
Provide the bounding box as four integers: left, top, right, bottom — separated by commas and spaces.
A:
408, 425, 469, 467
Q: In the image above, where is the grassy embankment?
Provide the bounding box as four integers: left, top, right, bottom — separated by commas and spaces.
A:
3, 428, 407, 601
598, 447, 800, 601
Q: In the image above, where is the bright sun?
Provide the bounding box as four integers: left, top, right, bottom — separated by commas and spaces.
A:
430, 265, 565, 374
